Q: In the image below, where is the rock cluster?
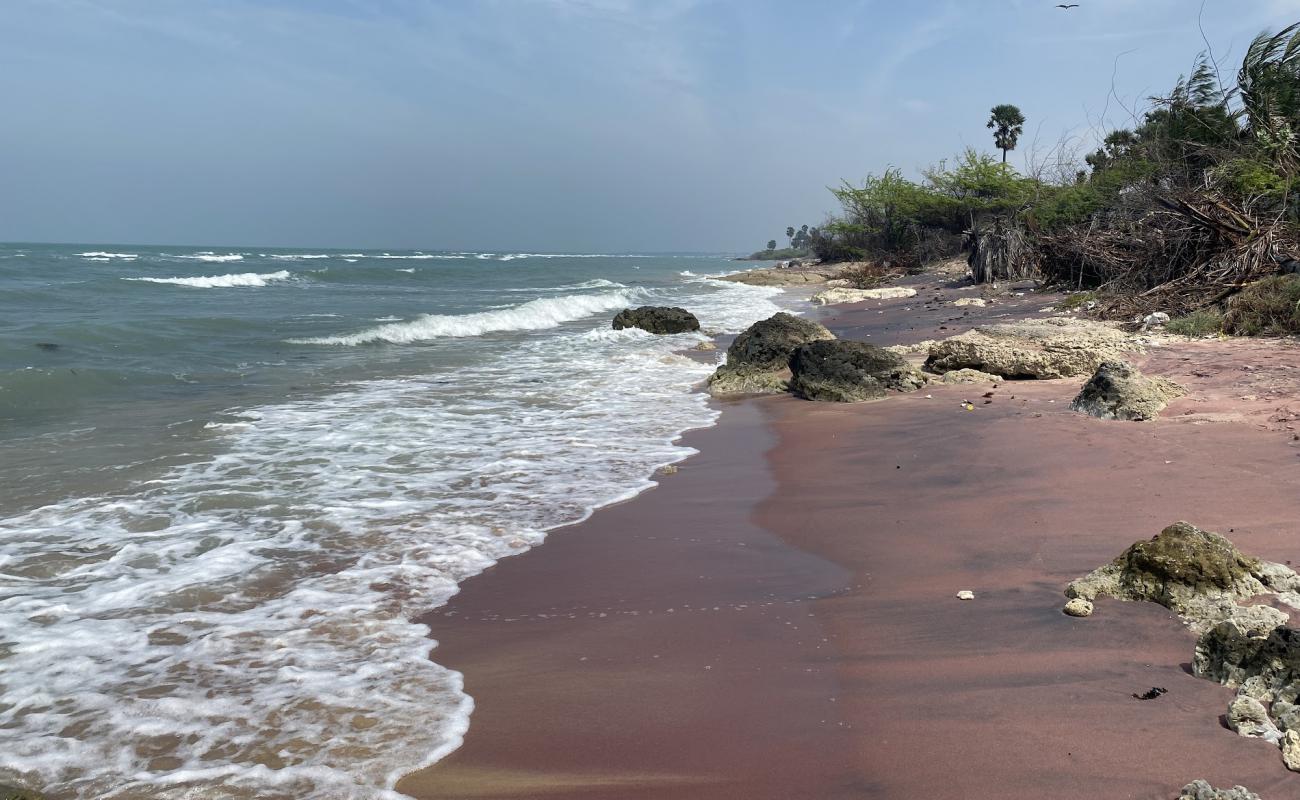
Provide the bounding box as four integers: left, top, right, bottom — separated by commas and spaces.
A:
1070, 360, 1185, 421
1178, 781, 1262, 800
611, 306, 700, 335
788, 340, 926, 402
1067, 522, 1300, 773
924, 318, 1134, 379
718, 268, 839, 286
707, 313, 834, 396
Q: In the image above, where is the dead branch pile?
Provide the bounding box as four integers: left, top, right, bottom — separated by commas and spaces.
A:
968, 218, 1040, 283
1037, 186, 1299, 316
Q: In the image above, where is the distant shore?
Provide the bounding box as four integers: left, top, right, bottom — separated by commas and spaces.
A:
398, 263, 1300, 799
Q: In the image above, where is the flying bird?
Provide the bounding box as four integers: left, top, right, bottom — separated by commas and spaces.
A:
1056, 3, 1079, 8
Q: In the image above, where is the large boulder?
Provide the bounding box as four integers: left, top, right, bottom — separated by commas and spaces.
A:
810, 286, 917, 305
1070, 360, 1185, 421
789, 340, 926, 402
708, 313, 835, 396
612, 306, 700, 335
1064, 521, 1295, 628
925, 318, 1134, 379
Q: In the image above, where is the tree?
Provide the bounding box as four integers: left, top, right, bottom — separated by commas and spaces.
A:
786, 226, 796, 244
767, 239, 777, 251
987, 104, 1026, 163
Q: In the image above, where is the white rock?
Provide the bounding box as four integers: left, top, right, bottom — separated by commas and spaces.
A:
1063, 598, 1093, 617
953, 297, 987, 308
956, 590, 975, 600
810, 286, 918, 305
1142, 311, 1171, 330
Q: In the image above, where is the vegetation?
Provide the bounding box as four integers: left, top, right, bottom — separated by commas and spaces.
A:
1167, 309, 1227, 336
746, 223, 819, 260
1224, 275, 1300, 334
987, 104, 1026, 164
806, 19, 1300, 331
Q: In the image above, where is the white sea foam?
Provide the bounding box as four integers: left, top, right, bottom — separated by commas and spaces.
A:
125, 271, 293, 288
291, 289, 644, 345
0, 271, 784, 800
176, 253, 245, 263
395, 268, 416, 274
78, 251, 138, 260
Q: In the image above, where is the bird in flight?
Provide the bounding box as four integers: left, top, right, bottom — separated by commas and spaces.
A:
1056, 3, 1079, 7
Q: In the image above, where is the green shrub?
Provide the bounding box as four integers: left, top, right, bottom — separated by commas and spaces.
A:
1211, 158, 1290, 205
1055, 290, 1100, 311
1166, 309, 1225, 336
1224, 275, 1300, 335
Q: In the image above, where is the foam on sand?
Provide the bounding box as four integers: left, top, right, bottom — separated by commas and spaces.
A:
125, 270, 293, 288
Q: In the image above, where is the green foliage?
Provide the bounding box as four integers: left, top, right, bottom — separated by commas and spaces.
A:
1224, 275, 1300, 335
987, 104, 1026, 163
1238, 23, 1300, 169
766, 239, 777, 251
1211, 158, 1290, 204
1166, 309, 1226, 336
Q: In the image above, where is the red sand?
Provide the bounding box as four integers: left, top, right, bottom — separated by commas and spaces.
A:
399, 279, 1300, 799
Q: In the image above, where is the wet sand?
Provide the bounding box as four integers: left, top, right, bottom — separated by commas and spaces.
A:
400, 277, 1300, 799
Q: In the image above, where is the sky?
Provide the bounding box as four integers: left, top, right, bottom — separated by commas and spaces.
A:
4, 0, 1300, 252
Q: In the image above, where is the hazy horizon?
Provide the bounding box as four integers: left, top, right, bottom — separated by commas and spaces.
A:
5, 0, 1300, 252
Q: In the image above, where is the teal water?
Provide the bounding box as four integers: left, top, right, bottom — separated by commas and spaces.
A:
0, 244, 787, 799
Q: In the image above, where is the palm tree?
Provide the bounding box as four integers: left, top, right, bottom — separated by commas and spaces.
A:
987, 104, 1026, 163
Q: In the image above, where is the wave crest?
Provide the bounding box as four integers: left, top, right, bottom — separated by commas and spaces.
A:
293, 290, 640, 345
125, 271, 293, 288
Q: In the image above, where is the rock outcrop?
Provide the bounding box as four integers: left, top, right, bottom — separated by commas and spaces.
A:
0, 786, 43, 800
924, 318, 1134, 379
935, 368, 1004, 384
707, 313, 835, 396
810, 286, 917, 305
611, 306, 700, 335
1070, 360, 1186, 421
1178, 781, 1262, 800
1067, 522, 1300, 773
719, 268, 839, 286
788, 340, 926, 402
1064, 522, 1289, 628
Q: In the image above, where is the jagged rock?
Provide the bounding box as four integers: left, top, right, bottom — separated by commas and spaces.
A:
1194, 606, 1297, 696
788, 340, 926, 402
1228, 695, 1283, 743
810, 286, 918, 305
1178, 780, 1262, 800
1285, 729, 1300, 770
708, 313, 835, 396
719, 268, 838, 286
936, 368, 1004, 384
1070, 360, 1186, 421
1063, 597, 1094, 617
1143, 311, 1172, 330
693, 341, 717, 351
1065, 522, 1296, 630
612, 306, 700, 335
952, 297, 987, 307
925, 318, 1134, 379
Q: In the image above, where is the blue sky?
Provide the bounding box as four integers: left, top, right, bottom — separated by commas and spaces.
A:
4, 0, 1300, 251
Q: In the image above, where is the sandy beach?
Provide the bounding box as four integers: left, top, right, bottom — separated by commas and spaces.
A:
399, 273, 1300, 799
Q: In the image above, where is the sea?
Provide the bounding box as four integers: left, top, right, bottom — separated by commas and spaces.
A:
0, 244, 789, 799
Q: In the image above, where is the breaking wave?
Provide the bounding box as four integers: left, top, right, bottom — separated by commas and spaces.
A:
124, 271, 293, 288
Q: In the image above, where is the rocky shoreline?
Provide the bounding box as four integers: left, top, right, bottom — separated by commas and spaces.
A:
398, 257, 1300, 799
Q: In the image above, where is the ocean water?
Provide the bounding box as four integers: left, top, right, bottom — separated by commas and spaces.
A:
0, 244, 787, 799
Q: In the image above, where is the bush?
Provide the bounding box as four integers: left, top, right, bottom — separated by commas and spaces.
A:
1211, 158, 1290, 206
1224, 275, 1300, 335
1166, 309, 1225, 336
1055, 290, 1101, 311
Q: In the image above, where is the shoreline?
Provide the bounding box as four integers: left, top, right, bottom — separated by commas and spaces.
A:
399, 266, 1300, 798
